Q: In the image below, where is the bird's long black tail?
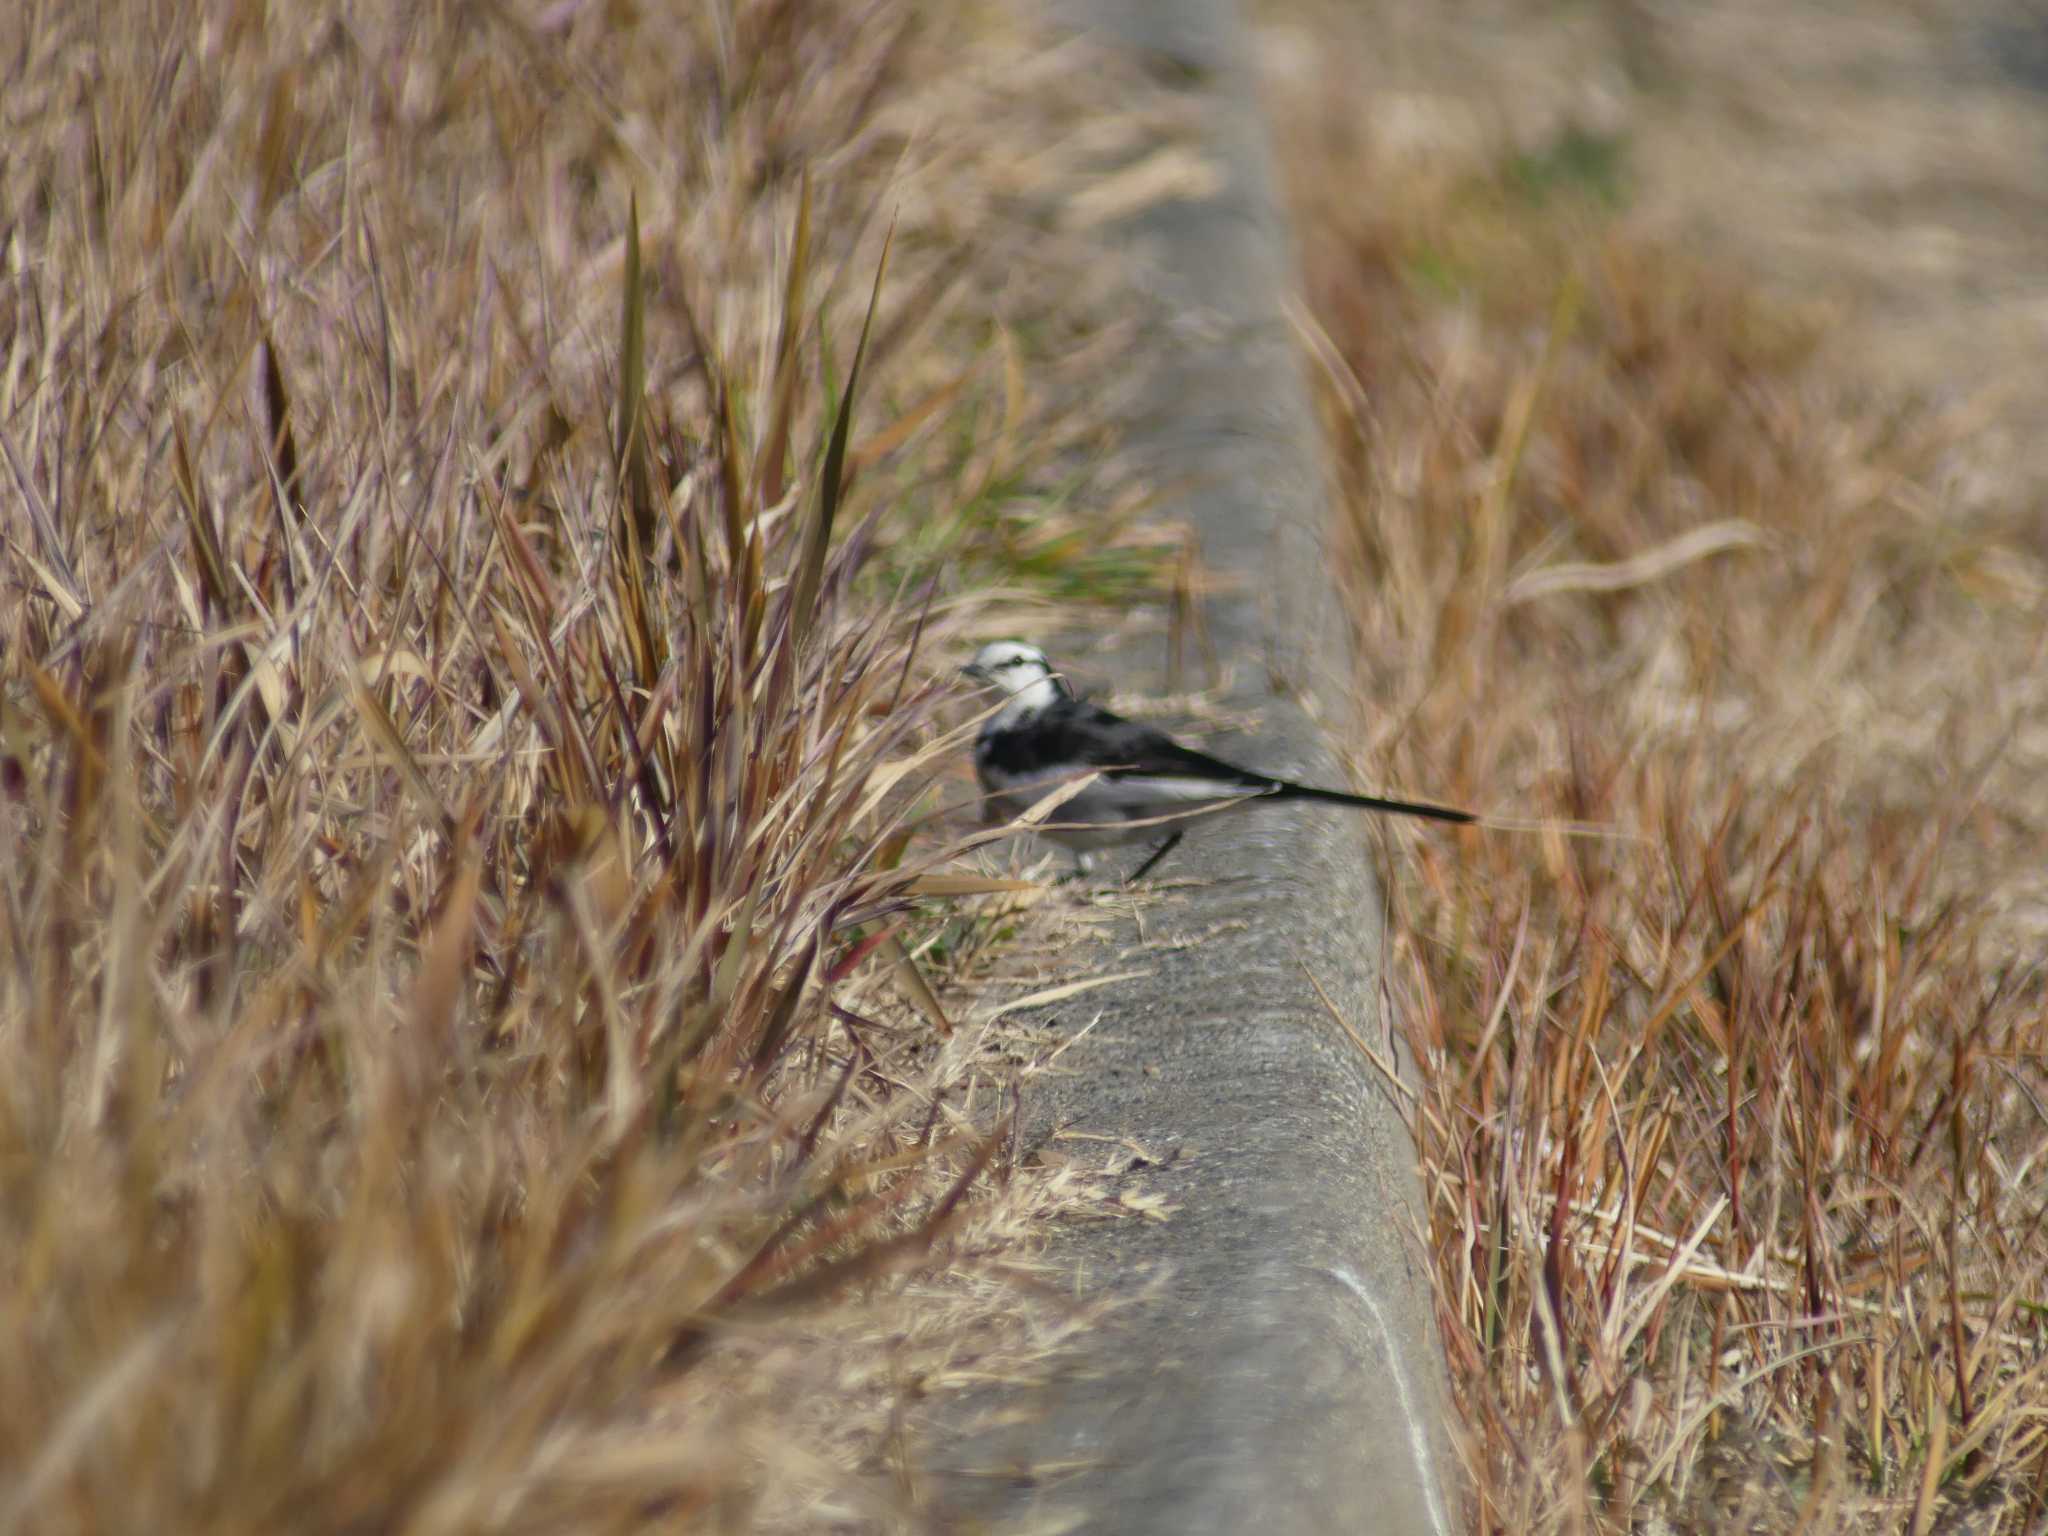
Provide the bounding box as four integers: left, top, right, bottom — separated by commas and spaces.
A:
1273, 782, 1476, 824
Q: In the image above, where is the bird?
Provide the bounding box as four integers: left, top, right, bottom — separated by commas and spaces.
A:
962, 639, 1474, 880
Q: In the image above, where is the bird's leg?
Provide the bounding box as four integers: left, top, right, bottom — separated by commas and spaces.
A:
1127, 829, 1184, 884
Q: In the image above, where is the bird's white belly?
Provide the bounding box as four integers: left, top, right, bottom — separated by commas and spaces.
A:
981, 768, 1262, 849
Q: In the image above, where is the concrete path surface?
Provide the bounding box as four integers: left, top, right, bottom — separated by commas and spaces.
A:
924, 4, 1460, 1533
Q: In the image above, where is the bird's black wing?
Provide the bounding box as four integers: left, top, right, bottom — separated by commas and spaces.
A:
1042, 699, 1275, 789
981, 696, 1476, 824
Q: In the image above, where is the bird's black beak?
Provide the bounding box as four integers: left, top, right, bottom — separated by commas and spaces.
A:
960, 663, 989, 685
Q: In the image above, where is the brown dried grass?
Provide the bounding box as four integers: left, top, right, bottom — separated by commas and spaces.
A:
1272, 32, 2048, 1536
0, 3, 1161, 1531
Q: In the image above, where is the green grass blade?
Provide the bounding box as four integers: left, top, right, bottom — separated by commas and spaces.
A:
788, 216, 894, 650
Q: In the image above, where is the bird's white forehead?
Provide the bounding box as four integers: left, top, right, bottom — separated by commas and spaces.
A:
970, 640, 1049, 672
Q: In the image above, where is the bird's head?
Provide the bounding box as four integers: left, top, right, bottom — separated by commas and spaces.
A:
962, 640, 1062, 700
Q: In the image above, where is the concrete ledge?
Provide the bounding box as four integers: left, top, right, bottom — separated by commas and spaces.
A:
927, 3, 1458, 1532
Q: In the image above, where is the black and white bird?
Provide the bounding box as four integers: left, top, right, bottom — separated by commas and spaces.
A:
963, 639, 1474, 880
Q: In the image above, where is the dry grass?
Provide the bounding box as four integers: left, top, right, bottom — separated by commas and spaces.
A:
1270, 28, 2048, 1536
0, 3, 1169, 1530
